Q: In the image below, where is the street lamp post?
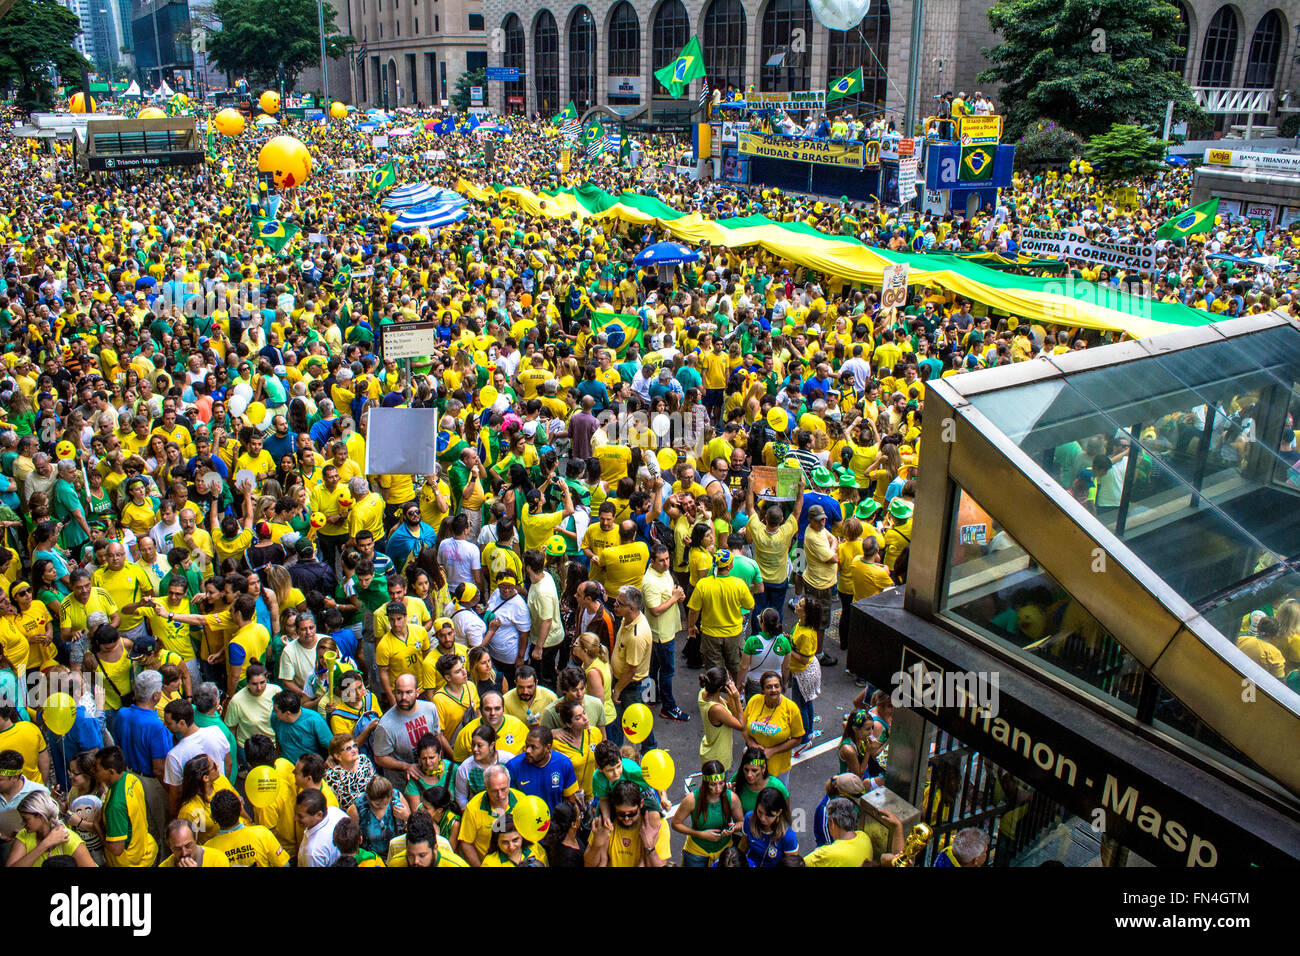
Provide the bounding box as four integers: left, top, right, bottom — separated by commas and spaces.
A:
317, 0, 330, 106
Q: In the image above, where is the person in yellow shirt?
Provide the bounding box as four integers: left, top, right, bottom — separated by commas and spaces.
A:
593, 442, 633, 485
582, 502, 620, 584
347, 478, 387, 543
91, 541, 155, 640
741, 672, 804, 781
158, 818, 231, 867
457, 765, 525, 866
850, 538, 895, 602
374, 602, 430, 706
587, 779, 671, 866
94, 746, 159, 868
804, 797, 904, 866
519, 480, 574, 552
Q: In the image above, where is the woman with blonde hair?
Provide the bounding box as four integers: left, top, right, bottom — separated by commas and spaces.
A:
7, 790, 97, 867
1275, 597, 1300, 671
569, 632, 615, 728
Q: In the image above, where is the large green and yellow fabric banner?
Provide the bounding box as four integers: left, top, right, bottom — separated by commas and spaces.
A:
454, 179, 1213, 338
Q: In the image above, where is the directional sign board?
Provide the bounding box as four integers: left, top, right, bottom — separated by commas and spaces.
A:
381, 322, 438, 360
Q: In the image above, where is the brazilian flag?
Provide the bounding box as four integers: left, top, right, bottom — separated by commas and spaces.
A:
828, 67, 863, 101
959, 144, 994, 181
253, 217, 300, 254
333, 264, 352, 296
1155, 198, 1219, 240
595, 312, 643, 359
654, 36, 707, 99
367, 160, 397, 197
551, 100, 578, 125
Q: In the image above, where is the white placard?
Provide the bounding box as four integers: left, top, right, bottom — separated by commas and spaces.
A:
381, 321, 438, 360
898, 154, 918, 203
1019, 227, 1158, 272
372, 135, 389, 148
609, 76, 642, 98
364, 407, 439, 476
881, 262, 910, 309
1245, 203, 1277, 225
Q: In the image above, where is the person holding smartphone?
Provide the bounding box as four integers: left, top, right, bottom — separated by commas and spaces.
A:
671, 758, 745, 867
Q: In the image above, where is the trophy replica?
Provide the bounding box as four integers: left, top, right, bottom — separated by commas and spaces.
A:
889, 822, 934, 867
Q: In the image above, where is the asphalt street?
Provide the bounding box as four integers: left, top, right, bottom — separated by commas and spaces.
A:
634, 601, 864, 862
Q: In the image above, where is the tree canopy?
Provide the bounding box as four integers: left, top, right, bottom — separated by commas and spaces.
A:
206, 0, 353, 91
451, 68, 487, 110
0, 0, 93, 112
979, 0, 1203, 139
1085, 123, 1168, 181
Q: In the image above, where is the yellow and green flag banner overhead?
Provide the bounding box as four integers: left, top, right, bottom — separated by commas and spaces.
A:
456, 179, 1214, 338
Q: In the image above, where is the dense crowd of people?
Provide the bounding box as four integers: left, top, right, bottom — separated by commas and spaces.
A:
0, 90, 1293, 870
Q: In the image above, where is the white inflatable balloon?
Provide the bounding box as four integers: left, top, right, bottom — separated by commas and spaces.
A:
810, 0, 872, 31
229, 395, 250, 418
233, 381, 254, 402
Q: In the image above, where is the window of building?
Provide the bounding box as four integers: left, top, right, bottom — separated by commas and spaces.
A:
825, 0, 890, 114
760, 0, 812, 91
440, 59, 447, 101
608, 2, 640, 78
469, 13, 484, 30
503, 14, 526, 113
1197, 6, 1239, 87
1168, 1, 1190, 77
702, 0, 746, 93
568, 6, 596, 112
651, 0, 690, 97
534, 9, 559, 114
1243, 10, 1283, 88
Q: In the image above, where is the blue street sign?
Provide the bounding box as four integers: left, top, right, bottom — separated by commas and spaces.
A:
486, 67, 520, 82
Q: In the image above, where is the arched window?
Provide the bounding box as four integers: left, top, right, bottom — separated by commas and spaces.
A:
1197, 7, 1239, 87
1244, 10, 1284, 88
569, 7, 597, 112
702, 0, 746, 93
608, 2, 640, 76
760, 0, 813, 92
502, 14, 526, 114
1168, 1, 1190, 77
825, 0, 891, 115
534, 10, 559, 114
652, 0, 691, 97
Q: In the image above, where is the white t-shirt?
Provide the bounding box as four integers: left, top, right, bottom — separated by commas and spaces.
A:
484, 591, 531, 663
278, 637, 319, 689
451, 606, 487, 648
438, 538, 482, 588
164, 725, 231, 785
299, 806, 348, 867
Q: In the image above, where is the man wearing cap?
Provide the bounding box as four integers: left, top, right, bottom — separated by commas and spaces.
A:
289, 538, 337, 595
687, 550, 756, 685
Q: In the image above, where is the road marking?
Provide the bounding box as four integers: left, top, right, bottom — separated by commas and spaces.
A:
791, 737, 841, 767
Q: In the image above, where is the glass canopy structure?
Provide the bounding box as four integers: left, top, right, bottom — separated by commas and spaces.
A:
855, 314, 1300, 865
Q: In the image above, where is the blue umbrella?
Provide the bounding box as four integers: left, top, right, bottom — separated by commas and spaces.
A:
391, 202, 469, 231
634, 241, 700, 267
1165, 155, 1189, 166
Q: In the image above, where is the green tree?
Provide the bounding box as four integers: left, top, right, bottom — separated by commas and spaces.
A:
206, 0, 353, 92
450, 67, 486, 110
979, 0, 1204, 139
0, 0, 92, 112
1085, 123, 1167, 181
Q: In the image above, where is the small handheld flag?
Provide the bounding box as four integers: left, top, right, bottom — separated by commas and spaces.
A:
367, 161, 397, 197
828, 67, 863, 101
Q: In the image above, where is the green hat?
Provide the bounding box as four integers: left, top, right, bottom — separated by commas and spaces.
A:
888, 498, 913, 521
811, 465, 836, 488
837, 471, 857, 488
856, 499, 880, 520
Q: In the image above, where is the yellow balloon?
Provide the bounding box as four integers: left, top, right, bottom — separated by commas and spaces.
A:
640, 749, 676, 791
244, 765, 282, 809
330, 101, 348, 120
479, 385, 498, 407
257, 135, 312, 189
621, 703, 654, 744
68, 92, 95, 113
246, 401, 267, 424
657, 448, 678, 471
214, 107, 245, 137
513, 794, 552, 843
43, 692, 76, 736
259, 90, 281, 114
766, 407, 788, 432
138, 106, 166, 119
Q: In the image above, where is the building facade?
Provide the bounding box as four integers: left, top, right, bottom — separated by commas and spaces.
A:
345, 0, 489, 108
296, 0, 355, 104
478, 0, 1298, 133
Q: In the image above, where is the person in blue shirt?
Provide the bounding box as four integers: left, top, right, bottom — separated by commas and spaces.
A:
270, 689, 333, 763
505, 727, 579, 811
113, 670, 174, 781
739, 787, 799, 867
386, 503, 439, 569
575, 366, 609, 414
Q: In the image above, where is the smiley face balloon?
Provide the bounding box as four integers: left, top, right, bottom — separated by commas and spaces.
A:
621, 702, 654, 744
330, 101, 348, 120
214, 107, 245, 136
259, 90, 280, 114
514, 795, 551, 843
257, 135, 312, 189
